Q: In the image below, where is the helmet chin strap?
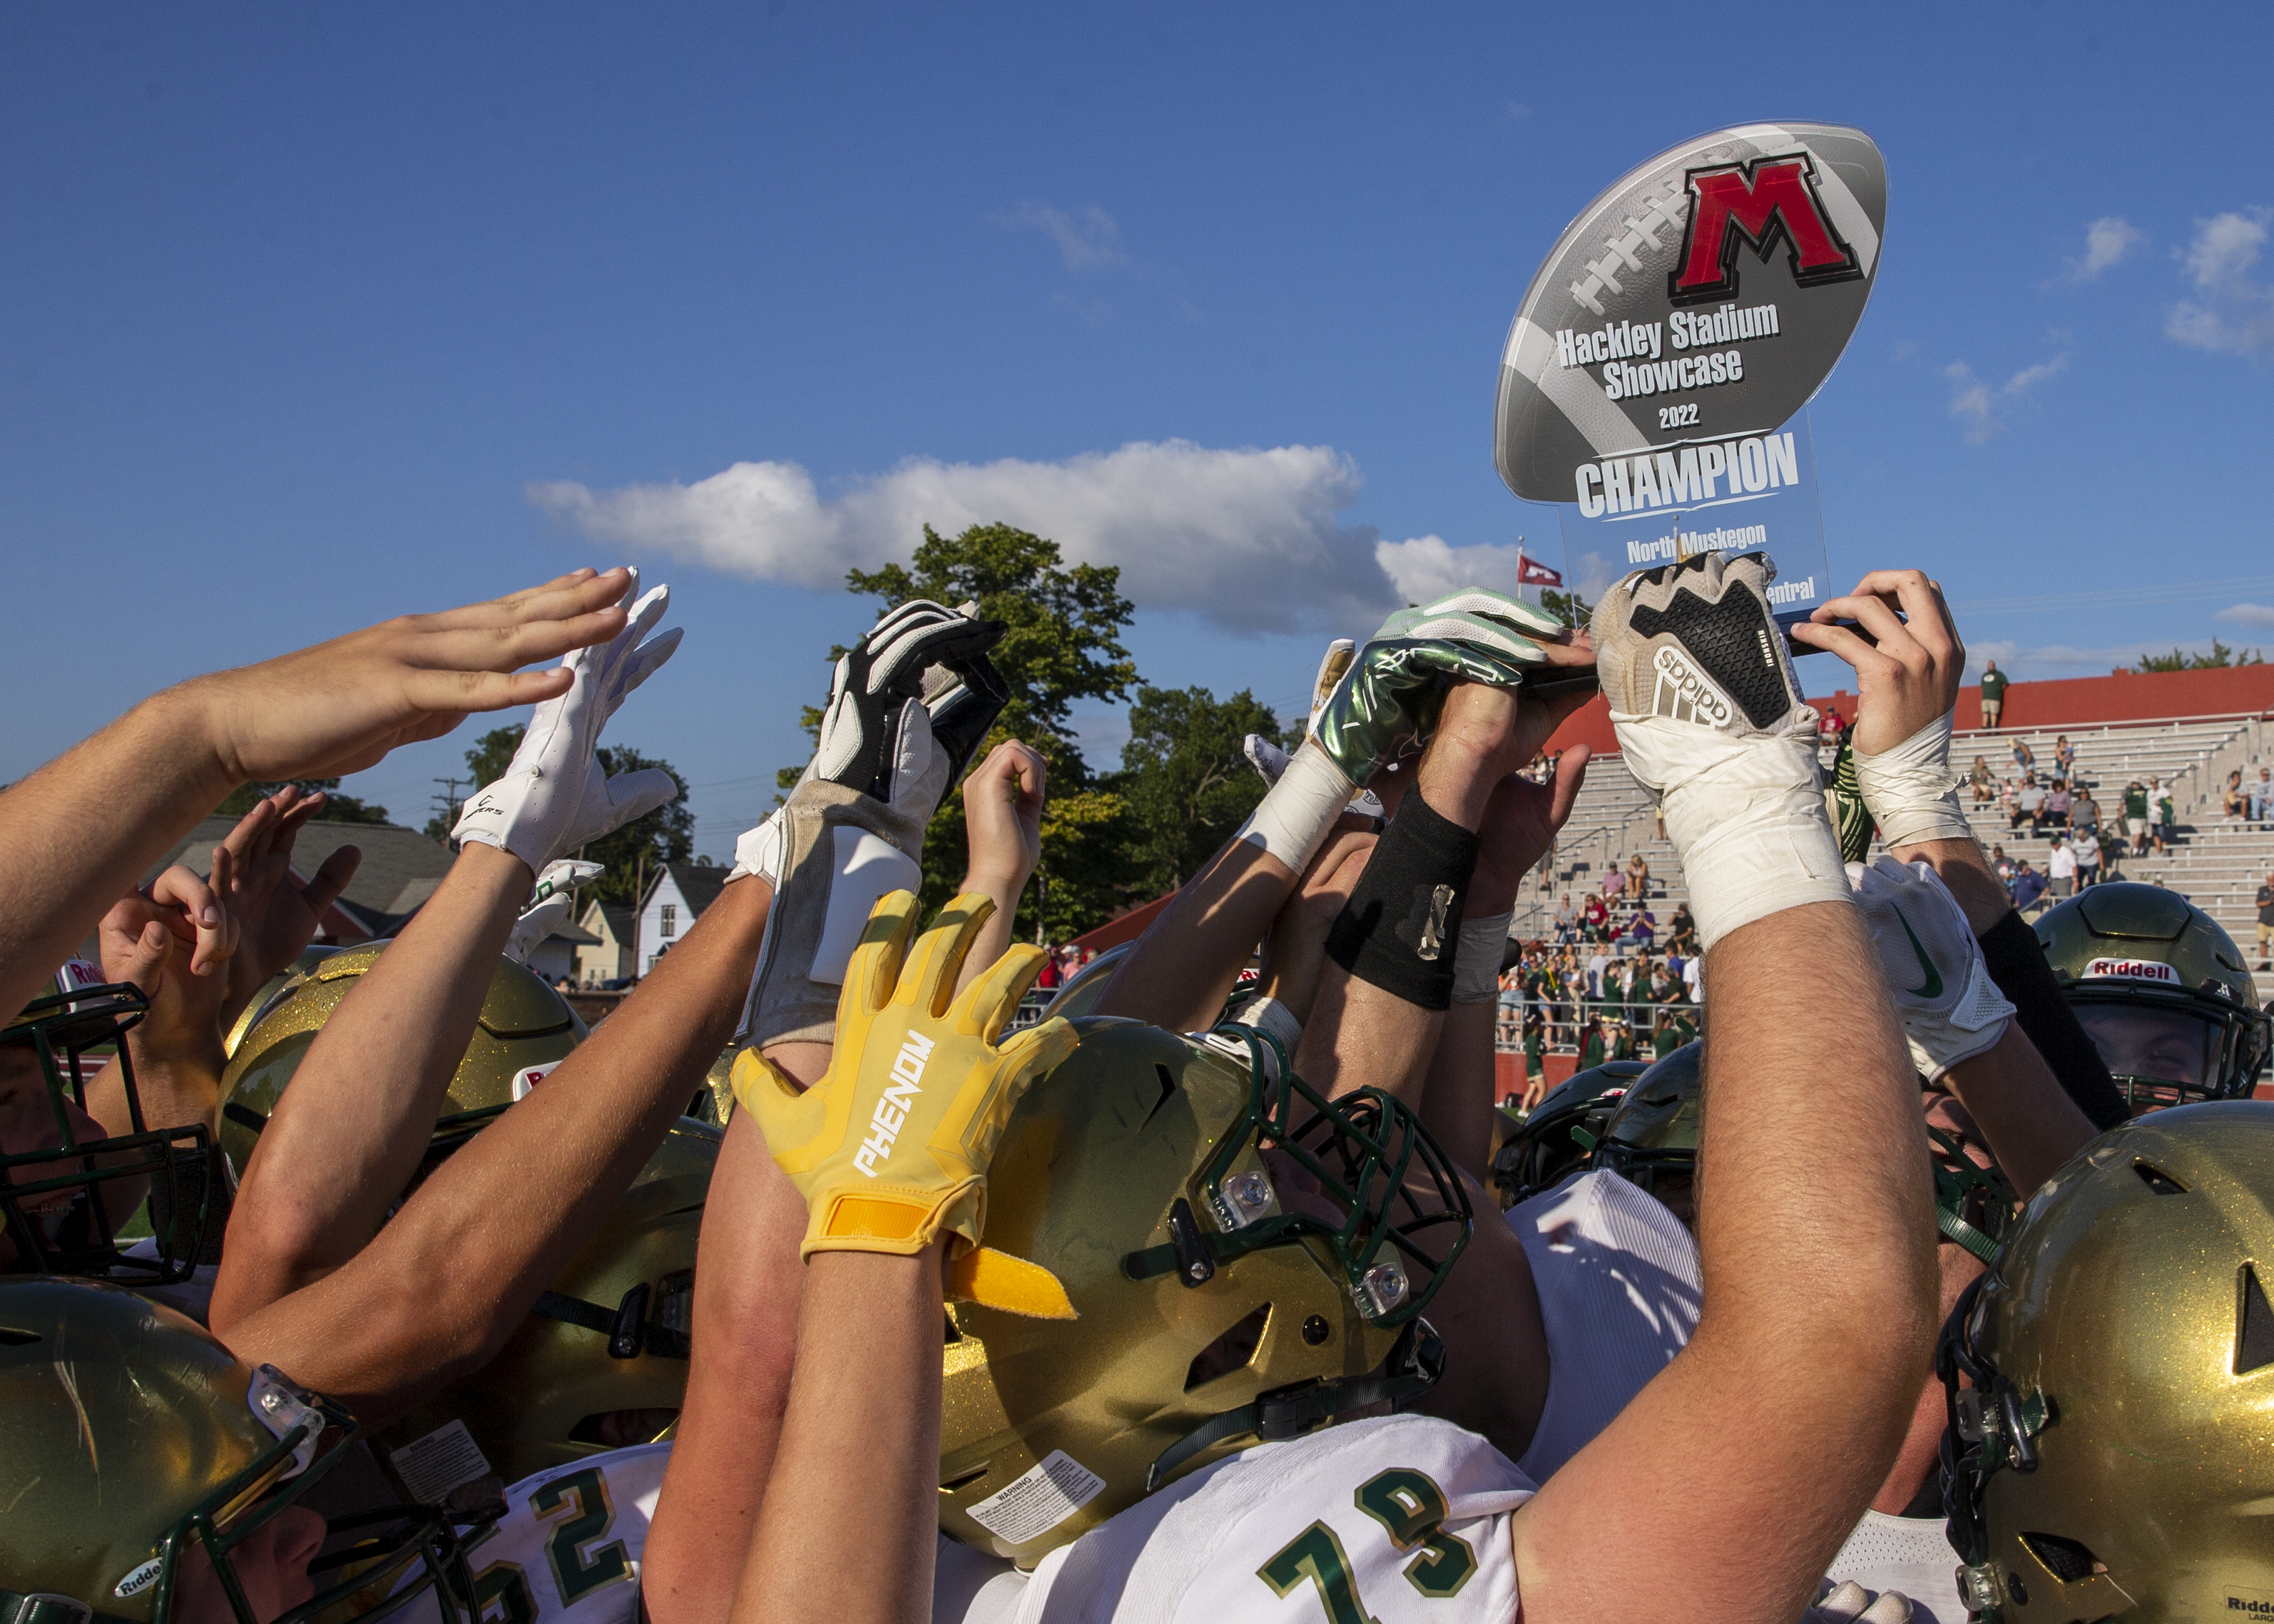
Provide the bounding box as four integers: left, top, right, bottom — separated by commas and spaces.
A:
1144, 1319, 1444, 1493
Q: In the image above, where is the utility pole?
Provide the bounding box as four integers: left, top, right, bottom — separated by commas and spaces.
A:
430, 777, 467, 847
631, 849, 648, 981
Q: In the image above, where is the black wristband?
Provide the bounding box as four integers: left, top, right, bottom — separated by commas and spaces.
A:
1325, 790, 1481, 1012
1977, 909, 2131, 1130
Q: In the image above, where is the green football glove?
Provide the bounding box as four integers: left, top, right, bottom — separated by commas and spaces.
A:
1310, 587, 1564, 783
733, 889, 1078, 1261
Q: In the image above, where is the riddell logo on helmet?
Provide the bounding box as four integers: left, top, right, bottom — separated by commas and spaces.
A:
854, 1032, 935, 1176
1650, 645, 1733, 727
2084, 957, 2181, 986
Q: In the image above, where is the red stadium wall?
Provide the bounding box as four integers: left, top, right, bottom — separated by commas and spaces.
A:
1544, 662, 2274, 757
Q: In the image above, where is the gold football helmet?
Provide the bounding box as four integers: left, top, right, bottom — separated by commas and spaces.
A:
1036, 944, 1129, 1021
938, 1018, 1470, 1565
1490, 1061, 1643, 1208
1594, 1043, 1701, 1223
3, 966, 213, 1281
1937, 1102, 2274, 1620
220, 944, 705, 1488
0, 1277, 491, 1624
218, 944, 585, 1180
2035, 882, 2268, 1108
378, 1118, 713, 1486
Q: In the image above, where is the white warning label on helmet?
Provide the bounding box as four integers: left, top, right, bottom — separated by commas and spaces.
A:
962, 1449, 1106, 1545
388, 1419, 493, 1505
2083, 956, 2181, 986
511, 1061, 561, 1101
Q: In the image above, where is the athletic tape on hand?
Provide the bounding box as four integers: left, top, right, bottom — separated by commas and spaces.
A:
1856, 710, 1974, 848
1619, 722, 1850, 951
1452, 909, 1515, 1005
1235, 740, 1360, 874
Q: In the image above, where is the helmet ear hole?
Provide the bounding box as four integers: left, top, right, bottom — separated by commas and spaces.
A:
2133, 1161, 2188, 1195
2019, 1531, 2104, 1583
1183, 1305, 1272, 1391
2236, 1265, 2274, 1376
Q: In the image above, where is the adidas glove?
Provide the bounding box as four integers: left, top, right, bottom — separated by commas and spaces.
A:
1593, 551, 1847, 950
733, 890, 1078, 1260
453, 569, 683, 875
736, 600, 1008, 1048
1847, 855, 2014, 1081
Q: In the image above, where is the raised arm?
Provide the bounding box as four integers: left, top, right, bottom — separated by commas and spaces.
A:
1511, 551, 1937, 1624
1101, 593, 1589, 1031
0, 568, 636, 1024
210, 572, 683, 1330
218, 867, 771, 1425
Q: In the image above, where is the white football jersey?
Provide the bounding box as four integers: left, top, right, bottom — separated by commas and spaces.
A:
938, 1414, 1533, 1624
397, 1444, 668, 1624
1506, 1168, 1701, 1483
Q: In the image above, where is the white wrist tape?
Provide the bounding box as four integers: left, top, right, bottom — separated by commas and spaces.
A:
1857, 710, 1974, 848
1452, 909, 1515, 1004
1235, 740, 1359, 874
1231, 994, 1304, 1056
1619, 725, 1850, 951
728, 810, 788, 884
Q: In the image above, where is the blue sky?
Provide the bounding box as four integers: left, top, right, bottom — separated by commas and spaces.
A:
4, 2, 2269, 861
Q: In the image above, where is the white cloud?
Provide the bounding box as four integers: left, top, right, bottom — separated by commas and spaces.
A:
1373, 536, 1534, 605
2166, 209, 2274, 360
2055, 216, 2142, 283
528, 440, 1411, 633
2216, 603, 2274, 629
1001, 203, 1127, 270
1944, 350, 2068, 443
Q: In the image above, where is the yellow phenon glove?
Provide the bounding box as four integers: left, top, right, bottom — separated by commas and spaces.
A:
733, 889, 1078, 1262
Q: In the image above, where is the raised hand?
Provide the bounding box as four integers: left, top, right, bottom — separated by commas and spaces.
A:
216, 787, 362, 1023
195, 567, 644, 786
453, 568, 684, 877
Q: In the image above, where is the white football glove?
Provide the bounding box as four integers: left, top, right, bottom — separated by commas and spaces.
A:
453, 570, 683, 876
735, 599, 1009, 1049
1593, 551, 1847, 951
504, 859, 604, 967
1847, 855, 2014, 1081
1856, 710, 1974, 848
1804, 1580, 1914, 1623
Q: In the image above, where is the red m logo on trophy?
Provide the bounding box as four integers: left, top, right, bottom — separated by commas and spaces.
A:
1668, 153, 1862, 304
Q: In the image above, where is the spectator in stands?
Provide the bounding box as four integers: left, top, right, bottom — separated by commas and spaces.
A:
2009, 734, 2034, 772
2043, 777, 2073, 833
2155, 780, 2178, 854
2054, 734, 2077, 776
2225, 770, 2248, 819
1681, 949, 1703, 1004
1989, 842, 2014, 883
2074, 822, 2101, 888
2099, 822, 2126, 881
2012, 775, 2046, 835
2046, 835, 2077, 902
1665, 902, 1698, 959
1979, 658, 2010, 727
1969, 754, 1994, 804
1581, 890, 1609, 940
1817, 708, 1847, 750
2125, 778, 2152, 856
1552, 893, 1576, 942
2258, 872, 2274, 973
2254, 766, 2273, 827
2073, 787, 2101, 843
1586, 944, 1609, 1001
1626, 852, 1650, 894
2011, 857, 2049, 915
1625, 907, 1657, 951
1600, 861, 1627, 906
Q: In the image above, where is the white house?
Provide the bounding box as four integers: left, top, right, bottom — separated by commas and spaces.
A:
634, 863, 733, 977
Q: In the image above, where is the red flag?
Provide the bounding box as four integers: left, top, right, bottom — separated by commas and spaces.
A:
1516, 552, 1563, 587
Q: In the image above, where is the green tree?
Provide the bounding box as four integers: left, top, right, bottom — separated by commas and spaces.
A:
1537, 587, 1594, 629
2134, 640, 2264, 673
428, 725, 693, 908
215, 779, 390, 824
1111, 685, 1296, 894
783, 522, 1143, 941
